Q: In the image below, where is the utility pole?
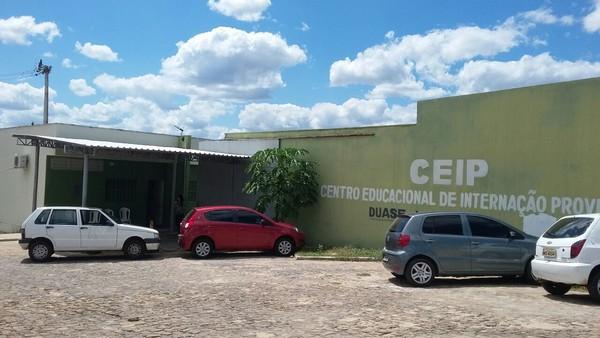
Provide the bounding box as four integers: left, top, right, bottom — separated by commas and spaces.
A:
31, 60, 51, 211
35, 60, 52, 124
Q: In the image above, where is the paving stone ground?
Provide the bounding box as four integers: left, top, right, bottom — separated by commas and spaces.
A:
1, 240, 599, 337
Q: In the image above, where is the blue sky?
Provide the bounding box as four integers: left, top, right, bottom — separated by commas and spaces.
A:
1, 0, 600, 138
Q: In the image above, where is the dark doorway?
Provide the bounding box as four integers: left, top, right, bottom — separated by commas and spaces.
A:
146, 179, 165, 229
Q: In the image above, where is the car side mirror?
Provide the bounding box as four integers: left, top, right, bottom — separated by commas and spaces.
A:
508, 231, 522, 240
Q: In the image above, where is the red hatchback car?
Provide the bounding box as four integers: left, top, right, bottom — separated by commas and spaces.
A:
178, 206, 305, 258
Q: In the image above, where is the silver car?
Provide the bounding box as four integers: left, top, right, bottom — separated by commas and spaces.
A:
382, 212, 537, 286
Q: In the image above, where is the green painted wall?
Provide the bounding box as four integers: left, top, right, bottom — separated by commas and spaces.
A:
227, 78, 600, 248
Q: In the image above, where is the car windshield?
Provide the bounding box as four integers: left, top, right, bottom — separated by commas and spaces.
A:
543, 217, 594, 238
388, 216, 411, 232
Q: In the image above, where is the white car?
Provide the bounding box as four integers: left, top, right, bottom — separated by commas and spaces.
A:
531, 214, 600, 301
19, 207, 160, 262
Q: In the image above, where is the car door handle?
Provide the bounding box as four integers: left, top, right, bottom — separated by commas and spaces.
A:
80, 227, 88, 230
471, 241, 480, 246
45, 226, 54, 229
425, 239, 435, 243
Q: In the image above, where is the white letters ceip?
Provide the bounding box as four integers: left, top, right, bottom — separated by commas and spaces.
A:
410, 159, 488, 186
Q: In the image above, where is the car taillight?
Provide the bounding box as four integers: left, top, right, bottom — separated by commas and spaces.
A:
570, 239, 586, 259
397, 234, 410, 248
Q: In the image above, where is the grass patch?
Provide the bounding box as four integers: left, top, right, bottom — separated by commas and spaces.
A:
297, 245, 381, 259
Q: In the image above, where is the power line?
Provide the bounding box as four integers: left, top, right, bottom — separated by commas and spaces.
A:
0, 62, 42, 82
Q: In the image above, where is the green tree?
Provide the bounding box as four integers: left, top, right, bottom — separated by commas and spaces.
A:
243, 147, 319, 221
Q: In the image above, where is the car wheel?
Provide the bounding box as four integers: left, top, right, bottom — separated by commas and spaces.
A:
124, 240, 145, 259
405, 258, 435, 287
28, 240, 52, 262
522, 259, 538, 284
587, 270, 600, 302
542, 281, 571, 296
193, 238, 213, 259
275, 237, 295, 257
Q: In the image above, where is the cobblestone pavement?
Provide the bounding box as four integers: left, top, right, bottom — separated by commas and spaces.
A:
1, 241, 599, 337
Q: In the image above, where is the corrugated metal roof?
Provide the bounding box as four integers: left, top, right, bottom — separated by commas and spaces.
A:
13, 134, 249, 158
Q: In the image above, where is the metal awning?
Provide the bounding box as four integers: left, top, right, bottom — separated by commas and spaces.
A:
15, 134, 249, 225
13, 134, 249, 159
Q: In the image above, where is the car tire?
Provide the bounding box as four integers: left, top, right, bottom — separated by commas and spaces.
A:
522, 259, 538, 284
28, 240, 53, 262
124, 239, 146, 259
192, 238, 213, 259
405, 258, 435, 287
274, 237, 295, 257
587, 270, 600, 302
542, 281, 571, 296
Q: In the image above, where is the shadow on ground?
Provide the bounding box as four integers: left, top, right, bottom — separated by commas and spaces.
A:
543, 293, 599, 306
388, 275, 539, 289
20, 252, 165, 264
180, 251, 293, 261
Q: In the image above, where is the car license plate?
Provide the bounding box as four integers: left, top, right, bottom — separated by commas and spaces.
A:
543, 247, 556, 258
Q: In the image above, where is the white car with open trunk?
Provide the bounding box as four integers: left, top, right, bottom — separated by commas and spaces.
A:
531, 214, 600, 301
19, 207, 160, 262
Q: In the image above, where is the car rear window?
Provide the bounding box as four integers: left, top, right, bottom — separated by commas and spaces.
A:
34, 209, 51, 224
182, 209, 196, 224
422, 215, 463, 235
543, 217, 594, 238
205, 210, 234, 222
388, 216, 411, 232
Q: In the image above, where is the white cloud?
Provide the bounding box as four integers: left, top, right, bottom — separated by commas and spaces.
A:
300, 22, 310, 32
0, 81, 57, 126
62, 58, 80, 69
75, 41, 121, 62
519, 8, 574, 26
239, 98, 416, 131
42, 52, 55, 58
49, 96, 234, 138
0, 16, 60, 45
330, 23, 525, 94
27, 26, 308, 137
583, 0, 600, 33
366, 81, 447, 100
0, 81, 45, 111
456, 53, 600, 94
96, 27, 306, 101
93, 73, 182, 106
69, 79, 96, 96
207, 0, 271, 22
330, 8, 586, 101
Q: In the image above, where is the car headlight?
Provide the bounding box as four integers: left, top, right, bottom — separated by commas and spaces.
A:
154, 232, 160, 239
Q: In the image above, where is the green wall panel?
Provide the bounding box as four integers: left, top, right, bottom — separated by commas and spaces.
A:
229, 78, 600, 248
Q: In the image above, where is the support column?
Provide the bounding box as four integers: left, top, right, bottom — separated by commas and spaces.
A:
170, 154, 178, 233
31, 143, 40, 211
82, 152, 89, 207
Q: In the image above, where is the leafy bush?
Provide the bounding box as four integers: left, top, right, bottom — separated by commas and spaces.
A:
243, 147, 319, 221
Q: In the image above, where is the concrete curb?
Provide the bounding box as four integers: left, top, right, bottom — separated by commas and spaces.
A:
295, 255, 379, 262
0, 234, 20, 242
